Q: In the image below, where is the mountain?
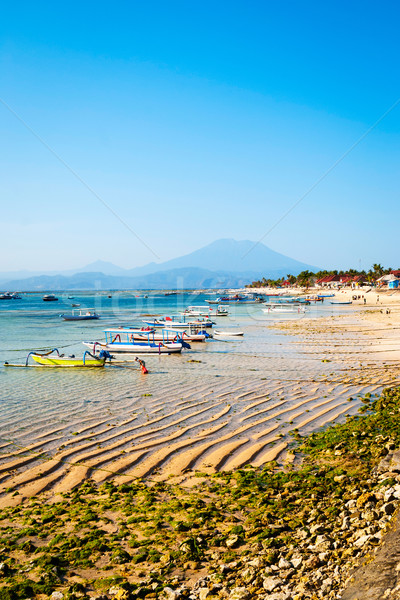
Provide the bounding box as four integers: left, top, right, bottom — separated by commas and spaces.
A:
0, 239, 316, 290
72, 260, 127, 276
121, 238, 315, 277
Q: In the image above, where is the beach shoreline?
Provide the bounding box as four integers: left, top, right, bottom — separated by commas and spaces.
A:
1, 294, 400, 509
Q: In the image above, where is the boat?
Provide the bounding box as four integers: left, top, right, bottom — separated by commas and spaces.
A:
329, 301, 353, 305
43, 294, 58, 301
181, 305, 229, 317
4, 348, 112, 368
143, 315, 213, 329
262, 304, 307, 314
68, 296, 75, 299
61, 309, 100, 321
121, 326, 208, 343
205, 294, 262, 304
213, 330, 244, 337
71, 303, 81, 307
83, 328, 187, 354
0, 293, 12, 300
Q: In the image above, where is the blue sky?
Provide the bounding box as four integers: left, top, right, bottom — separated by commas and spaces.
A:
1, 0, 399, 272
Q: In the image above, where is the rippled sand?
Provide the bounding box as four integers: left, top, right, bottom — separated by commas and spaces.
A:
1, 306, 399, 507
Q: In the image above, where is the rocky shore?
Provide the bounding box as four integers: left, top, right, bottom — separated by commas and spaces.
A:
2, 387, 400, 599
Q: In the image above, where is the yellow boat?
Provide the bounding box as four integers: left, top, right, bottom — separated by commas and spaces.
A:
31, 354, 106, 367
4, 348, 112, 368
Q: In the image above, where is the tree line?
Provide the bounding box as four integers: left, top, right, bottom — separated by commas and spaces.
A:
246, 263, 396, 288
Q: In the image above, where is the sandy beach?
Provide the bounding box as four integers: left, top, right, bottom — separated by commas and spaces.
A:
1, 288, 400, 509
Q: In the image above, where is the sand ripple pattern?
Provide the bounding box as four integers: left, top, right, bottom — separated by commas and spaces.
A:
1, 307, 399, 506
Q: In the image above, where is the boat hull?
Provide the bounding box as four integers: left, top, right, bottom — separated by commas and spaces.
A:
83, 341, 183, 354
62, 315, 99, 321
31, 355, 105, 367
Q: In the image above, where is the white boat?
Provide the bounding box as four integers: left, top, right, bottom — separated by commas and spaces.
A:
83, 328, 186, 354
61, 309, 100, 321
205, 294, 262, 304
43, 294, 58, 301
262, 304, 307, 314
127, 326, 209, 343
181, 305, 229, 317
143, 315, 213, 329
213, 330, 244, 337
329, 301, 352, 305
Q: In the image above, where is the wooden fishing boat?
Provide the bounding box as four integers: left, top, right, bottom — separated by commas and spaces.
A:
130, 326, 209, 342
143, 315, 213, 329
329, 301, 352, 305
4, 348, 112, 368
181, 305, 229, 317
83, 328, 186, 354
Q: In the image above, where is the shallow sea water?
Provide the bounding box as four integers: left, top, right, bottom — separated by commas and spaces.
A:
0, 292, 372, 483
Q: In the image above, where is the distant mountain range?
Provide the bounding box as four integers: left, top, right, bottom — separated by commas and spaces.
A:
0, 239, 316, 290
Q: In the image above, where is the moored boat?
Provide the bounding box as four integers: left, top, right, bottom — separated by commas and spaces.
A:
205, 294, 262, 304
62, 309, 100, 321
43, 294, 58, 301
181, 305, 229, 317
262, 304, 307, 314
4, 348, 112, 368
213, 330, 244, 337
143, 315, 213, 329
83, 328, 186, 354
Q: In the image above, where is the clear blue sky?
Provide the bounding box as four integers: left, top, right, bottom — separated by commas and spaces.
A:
1, 0, 399, 272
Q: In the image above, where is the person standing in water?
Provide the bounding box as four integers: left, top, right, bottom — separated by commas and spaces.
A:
135, 357, 148, 374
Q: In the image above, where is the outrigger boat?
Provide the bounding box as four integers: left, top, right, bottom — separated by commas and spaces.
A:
329, 300, 352, 305
130, 325, 209, 342
61, 309, 100, 321
181, 305, 229, 317
143, 315, 213, 329
205, 294, 263, 304
262, 304, 307, 314
83, 328, 187, 354
4, 348, 112, 368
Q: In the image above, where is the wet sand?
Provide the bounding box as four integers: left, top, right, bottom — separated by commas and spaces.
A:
1, 299, 400, 507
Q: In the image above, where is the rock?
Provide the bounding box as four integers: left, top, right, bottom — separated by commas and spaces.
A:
161, 588, 179, 600
381, 502, 396, 515
291, 557, 303, 569
278, 558, 292, 569
356, 492, 375, 508
226, 534, 241, 548
50, 593, 64, 600
229, 587, 250, 600
263, 576, 282, 591
0, 563, 8, 577
198, 589, 210, 600
353, 534, 371, 548
240, 567, 256, 584
247, 557, 263, 568
384, 487, 396, 502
